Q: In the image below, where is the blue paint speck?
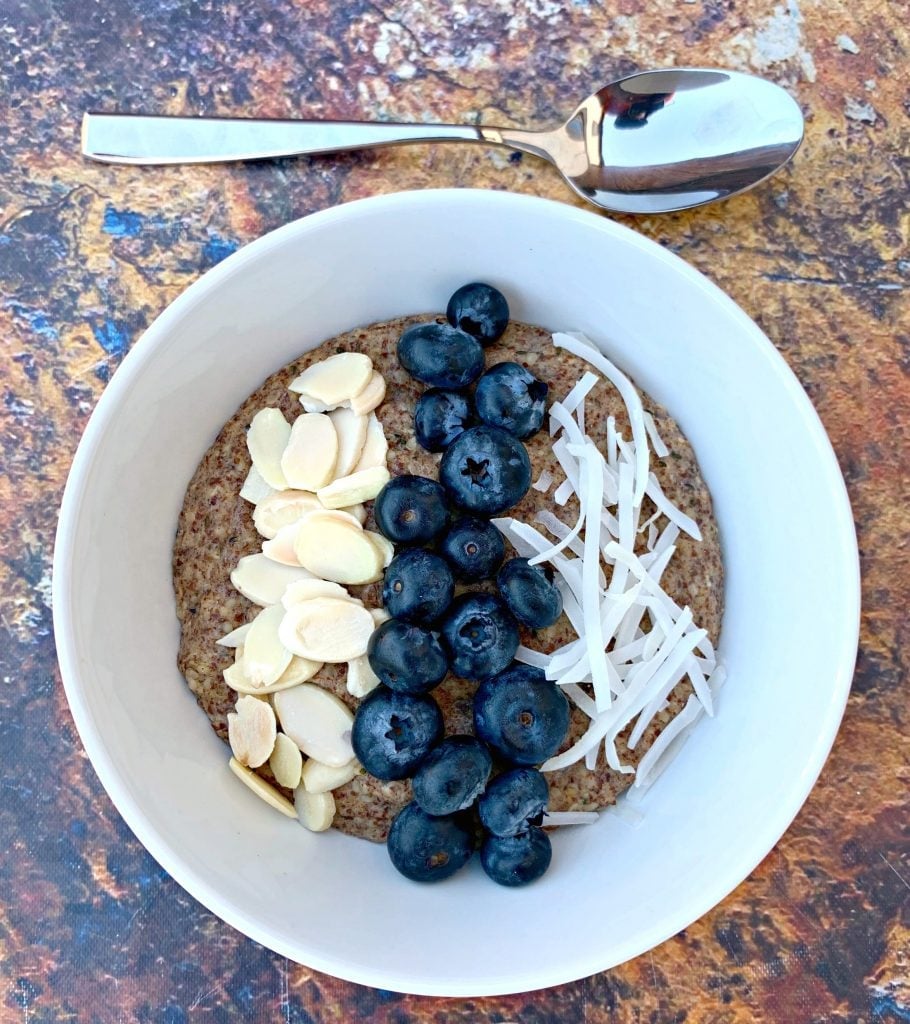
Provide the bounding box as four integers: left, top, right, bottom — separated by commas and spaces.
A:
102, 205, 144, 238
92, 319, 129, 357
4, 301, 59, 340
202, 234, 239, 268
872, 994, 910, 1021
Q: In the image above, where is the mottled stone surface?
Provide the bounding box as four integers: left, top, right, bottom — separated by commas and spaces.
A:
0, 0, 906, 1021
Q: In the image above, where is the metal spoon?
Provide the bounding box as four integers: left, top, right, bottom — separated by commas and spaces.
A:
81, 68, 803, 215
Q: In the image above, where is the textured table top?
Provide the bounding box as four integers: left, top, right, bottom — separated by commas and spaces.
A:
1, 1, 907, 1021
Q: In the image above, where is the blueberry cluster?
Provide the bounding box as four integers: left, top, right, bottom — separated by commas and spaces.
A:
350, 283, 570, 887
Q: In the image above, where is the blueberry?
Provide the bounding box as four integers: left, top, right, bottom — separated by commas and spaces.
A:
497, 557, 563, 629
387, 802, 474, 883
439, 425, 531, 516
412, 736, 493, 816
439, 518, 506, 582
473, 663, 570, 766
446, 282, 509, 345
398, 322, 485, 389
351, 687, 443, 780
382, 548, 454, 624
374, 475, 449, 545
414, 388, 474, 452
480, 826, 552, 887
440, 593, 519, 681
367, 619, 448, 694
474, 362, 548, 439
477, 768, 549, 837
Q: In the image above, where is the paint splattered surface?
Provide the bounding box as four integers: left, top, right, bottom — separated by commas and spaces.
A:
1, 0, 907, 1020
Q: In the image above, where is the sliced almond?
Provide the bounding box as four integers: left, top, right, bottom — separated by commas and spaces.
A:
228, 757, 296, 818
316, 466, 391, 510
247, 408, 291, 490
274, 684, 355, 767
280, 413, 338, 491
252, 490, 321, 539
240, 464, 277, 505
370, 607, 391, 627
347, 655, 381, 699
282, 579, 361, 608
279, 598, 374, 662
262, 521, 303, 567
294, 787, 336, 832
301, 756, 360, 794
342, 503, 367, 524
244, 604, 293, 687
349, 371, 387, 416
298, 394, 336, 413
353, 412, 389, 472
329, 407, 369, 477
227, 694, 277, 768
288, 353, 373, 406
231, 554, 315, 606
275, 655, 323, 686
294, 514, 382, 584
216, 622, 252, 648
365, 530, 395, 569
302, 508, 364, 531
270, 733, 303, 789
225, 652, 322, 695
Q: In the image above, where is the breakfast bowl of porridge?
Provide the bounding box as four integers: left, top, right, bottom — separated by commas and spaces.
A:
53, 189, 859, 995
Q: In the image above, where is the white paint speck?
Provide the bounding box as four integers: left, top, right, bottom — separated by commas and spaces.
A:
844, 97, 877, 123
836, 33, 859, 53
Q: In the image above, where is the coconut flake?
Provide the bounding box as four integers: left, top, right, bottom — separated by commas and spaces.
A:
645, 473, 702, 541
552, 332, 649, 505
542, 810, 600, 826
643, 411, 670, 458
634, 694, 703, 789
515, 645, 551, 669
532, 469, 554, 494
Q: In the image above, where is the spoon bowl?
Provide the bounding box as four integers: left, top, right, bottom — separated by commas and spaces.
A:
82, 68, 804, 215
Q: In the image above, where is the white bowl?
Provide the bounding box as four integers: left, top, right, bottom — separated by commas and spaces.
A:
53, 189, 859, 996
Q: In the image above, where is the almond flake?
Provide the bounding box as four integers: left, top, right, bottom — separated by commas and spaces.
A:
230, 554, 315, 606
349, 371, 386, 416
244, 604, 293, 687
228, 757, 296, 818
370, 607, 391, 626
316, 465, 390, 509
224, 652, 322, 695
288, 353, 373, 406
353, 413, 389, 472
294, 786, 336, 831
253, 490, 321, 539
280, 413, 338, 491
216, 622, 252, 647
301, 756, 360, 793
247, 408, 291, 490
365, 530, 395, 569
279, 598, 375, 662
240, 464, 277, 505
269, 732, 303, 789
347, 654, 381, 698
227, 694, 277, 768
293, 515, 383, 584
274, 684, 356, 766
343, 503, 367, 524
282, 579, 361, 608
329, 407, 369, 477
262, 521, 304, 566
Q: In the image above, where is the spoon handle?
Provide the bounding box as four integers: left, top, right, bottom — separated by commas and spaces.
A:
81, 112, 530, 165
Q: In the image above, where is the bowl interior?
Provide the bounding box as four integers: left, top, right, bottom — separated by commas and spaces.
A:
54, 190, 858, 996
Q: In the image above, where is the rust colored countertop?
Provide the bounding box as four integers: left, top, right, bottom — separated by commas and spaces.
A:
0, 2, 907, 1021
